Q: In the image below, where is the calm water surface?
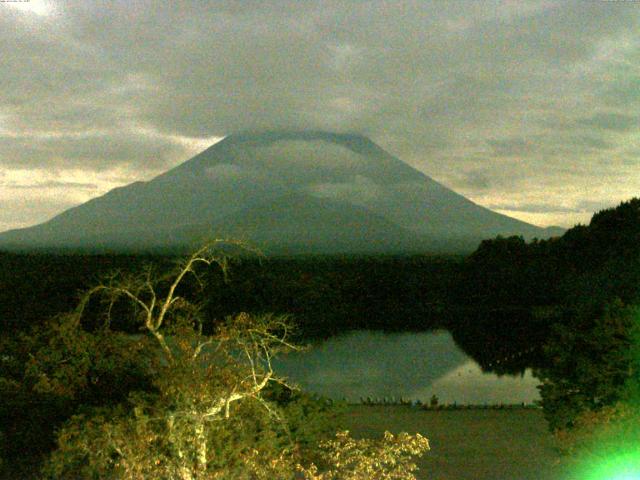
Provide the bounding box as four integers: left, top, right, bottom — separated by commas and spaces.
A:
274, 330, 540, 404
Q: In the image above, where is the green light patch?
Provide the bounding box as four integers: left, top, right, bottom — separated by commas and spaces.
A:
572, 449, 640, 480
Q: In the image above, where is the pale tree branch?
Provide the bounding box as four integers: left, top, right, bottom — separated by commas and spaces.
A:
154, 240, 246, 331
70, 240, 257, 364
192, 338, 214, 361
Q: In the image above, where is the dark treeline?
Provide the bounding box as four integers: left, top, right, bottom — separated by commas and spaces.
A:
203, 254, 463, 338
452, 198, 640, 375
464, 198, 640, 431
463, 199, 640, 310
0, 252, 463, 337
2, 198, 640, 377
0, 252, 172, 333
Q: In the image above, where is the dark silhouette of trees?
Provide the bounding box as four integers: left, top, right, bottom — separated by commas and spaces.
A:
534, 300, 636, 431
461, 199, 640, 432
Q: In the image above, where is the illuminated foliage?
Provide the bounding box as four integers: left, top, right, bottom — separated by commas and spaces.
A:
35, 243, 430, 479
297, 430, 430, 480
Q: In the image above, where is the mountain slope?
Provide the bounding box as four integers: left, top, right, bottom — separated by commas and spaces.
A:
0, 130, 563, 253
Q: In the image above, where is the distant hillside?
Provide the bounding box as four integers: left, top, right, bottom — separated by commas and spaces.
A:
0, 130, 563, 253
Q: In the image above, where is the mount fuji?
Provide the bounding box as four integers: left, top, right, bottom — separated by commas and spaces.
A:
0, 131, 563, 253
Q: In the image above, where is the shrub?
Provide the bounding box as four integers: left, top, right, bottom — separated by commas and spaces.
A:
38, 243, 430, 479
297, 430, 430, 480
535, 300, 636, 431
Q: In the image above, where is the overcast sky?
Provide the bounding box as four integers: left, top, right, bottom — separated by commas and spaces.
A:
2, 0, 639, 231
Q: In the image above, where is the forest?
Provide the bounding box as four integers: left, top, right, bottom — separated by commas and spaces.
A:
2, 198, 640, 477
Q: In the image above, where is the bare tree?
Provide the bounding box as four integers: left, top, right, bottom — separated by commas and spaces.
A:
73, 241, 244, 361
53, 241, 300, 479
44, 241, 430, 480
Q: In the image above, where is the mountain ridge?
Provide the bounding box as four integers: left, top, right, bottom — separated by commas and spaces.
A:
0, 130, 564, 253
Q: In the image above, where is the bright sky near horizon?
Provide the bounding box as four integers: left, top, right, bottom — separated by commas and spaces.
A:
1, 0, 639, 232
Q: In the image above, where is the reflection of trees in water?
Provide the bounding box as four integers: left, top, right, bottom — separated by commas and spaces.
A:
446, 307, 552, 375
273, 329, 542, 403
274, 330, 469, 401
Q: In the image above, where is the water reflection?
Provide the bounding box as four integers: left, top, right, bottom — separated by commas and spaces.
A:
274, 330, 540, 404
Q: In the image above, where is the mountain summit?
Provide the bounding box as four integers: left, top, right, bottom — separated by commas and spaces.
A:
0, 131, 562, 253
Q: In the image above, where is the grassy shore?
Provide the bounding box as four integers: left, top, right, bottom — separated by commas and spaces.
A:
337, 405, 565, 480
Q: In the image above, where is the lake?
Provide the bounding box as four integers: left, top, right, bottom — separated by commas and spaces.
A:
273, 330, 541, 404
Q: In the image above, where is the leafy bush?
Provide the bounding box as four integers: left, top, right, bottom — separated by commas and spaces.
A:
32, 243, 430, 479
534, 300, 636, 431
297, 430, 430, 480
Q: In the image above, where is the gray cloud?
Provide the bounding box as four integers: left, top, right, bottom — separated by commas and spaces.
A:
569, 135, 614, 151
3, 180, 98, 190
0, 197, 79, 232
487, 199, 620, 218
487, 137, 538, 158
458, 169, 495, 191
0, 130, 192, 171
1, 0, 640, 229
578, 113, 639, 132
487, 203, 588, 215
604, 78, 640, 107
485, 133, 614, 160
